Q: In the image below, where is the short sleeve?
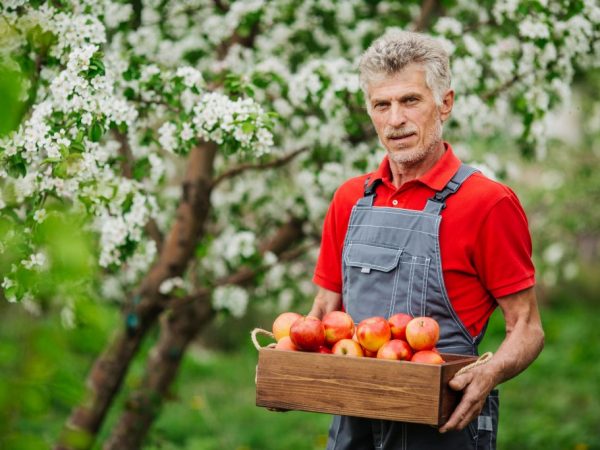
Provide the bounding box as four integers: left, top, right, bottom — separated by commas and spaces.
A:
473, 192, 536, 299
313, 192, 345, 293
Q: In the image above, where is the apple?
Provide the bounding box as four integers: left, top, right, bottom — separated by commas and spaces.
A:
376, 339, 413, 361
363, 348, 378, 358
356, 316, 391, 352
322, 311, 355, 346
388, 313, 413, 340
332, 339, 364, 357
289, 316, 325, 351
275, 336, 298, 351
411, 350, 445, 364
272, 311, 303, 341
317, 345, 333, 354
405, 316, 440, 351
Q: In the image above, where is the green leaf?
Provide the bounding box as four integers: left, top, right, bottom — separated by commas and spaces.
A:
7, 153, 27, 178
242, 122, 255, 134
88, 120, 104, 143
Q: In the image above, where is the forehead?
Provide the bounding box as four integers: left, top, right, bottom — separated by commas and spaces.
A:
367, 64, 432, 101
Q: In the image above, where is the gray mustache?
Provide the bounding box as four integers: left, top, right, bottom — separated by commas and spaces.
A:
385, 128, 417, 139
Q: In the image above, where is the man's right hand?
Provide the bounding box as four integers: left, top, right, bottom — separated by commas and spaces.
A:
308, 287, 343, 319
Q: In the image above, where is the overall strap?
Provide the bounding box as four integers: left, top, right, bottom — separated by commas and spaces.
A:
356, 177, 383, 207
423, 164, 479, 215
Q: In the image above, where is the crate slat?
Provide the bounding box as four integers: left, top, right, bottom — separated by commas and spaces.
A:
255, 348, 476, 426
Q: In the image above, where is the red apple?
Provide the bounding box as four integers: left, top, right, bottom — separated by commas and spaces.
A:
317, 345, 333, 354
272, 312, 303, 341
332, 339, 364, 357
289, 316, 325, 351
405, 316, 440, 351
356, 316, 391, 352
388, 313, 413, 340
275, 336, 298, 351
411, 350, 445, 364
322, 311, 355, 346
376, 339, 413, 361
363, 348, 378, 358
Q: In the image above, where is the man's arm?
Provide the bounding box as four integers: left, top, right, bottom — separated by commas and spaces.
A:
439, 286, 544, 433
307, 287, 342, 319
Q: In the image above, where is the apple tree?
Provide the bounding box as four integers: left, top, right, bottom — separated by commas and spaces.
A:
0, 0, 598, 449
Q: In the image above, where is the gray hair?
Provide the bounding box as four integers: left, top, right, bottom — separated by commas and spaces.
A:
359, 30, 451, 105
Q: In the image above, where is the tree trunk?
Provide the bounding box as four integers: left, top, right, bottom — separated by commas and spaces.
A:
103, 294, 213, 450
55, 143, 217, 450
103, 218, 306, 448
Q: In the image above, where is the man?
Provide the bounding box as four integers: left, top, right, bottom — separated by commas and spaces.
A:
308, 31, 544, 450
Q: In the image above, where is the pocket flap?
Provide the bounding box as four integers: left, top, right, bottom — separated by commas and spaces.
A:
344, 243, 402, 273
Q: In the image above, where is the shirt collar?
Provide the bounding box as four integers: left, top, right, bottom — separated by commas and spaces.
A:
372, 142, 462, 191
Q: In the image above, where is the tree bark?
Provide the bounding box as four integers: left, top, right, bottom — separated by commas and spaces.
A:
103, 218, 305, 449
103, 293, 214, 450
55, 143, 217, 450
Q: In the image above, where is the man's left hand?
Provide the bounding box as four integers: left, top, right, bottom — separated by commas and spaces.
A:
438, 365, 496, 433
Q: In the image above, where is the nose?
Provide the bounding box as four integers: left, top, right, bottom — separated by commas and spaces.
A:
388, 103, 407, 128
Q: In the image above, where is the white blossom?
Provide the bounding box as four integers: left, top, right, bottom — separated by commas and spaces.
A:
212, 286, 249, 318
159, 276, 185, 295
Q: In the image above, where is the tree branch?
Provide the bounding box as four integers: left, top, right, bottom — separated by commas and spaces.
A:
56, 142, 218, 450
481, 74, 522, 102
104, 217, 308, 449
413, 0, 440, 32
211, 147, 308, 188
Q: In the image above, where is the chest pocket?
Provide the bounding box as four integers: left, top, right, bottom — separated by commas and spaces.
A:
343, 242, 431, 322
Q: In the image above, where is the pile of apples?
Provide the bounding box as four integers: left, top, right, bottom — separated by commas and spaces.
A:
271, 311, 445, 364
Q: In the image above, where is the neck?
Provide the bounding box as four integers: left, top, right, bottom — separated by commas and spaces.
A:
389, 141, 446, 188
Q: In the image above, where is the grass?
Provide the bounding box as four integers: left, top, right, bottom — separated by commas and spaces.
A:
1, 300, 599, 450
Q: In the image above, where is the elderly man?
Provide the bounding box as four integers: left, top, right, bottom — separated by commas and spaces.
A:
308, 31, 544, 450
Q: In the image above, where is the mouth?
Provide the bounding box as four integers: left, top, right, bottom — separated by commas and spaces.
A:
387, 132, 416, 142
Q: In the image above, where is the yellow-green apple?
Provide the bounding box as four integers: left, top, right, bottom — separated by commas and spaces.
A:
356, 316, 391, 352
322, 311, 355, 346
388, 313, 413, 340
275, 336, 298, 351
332, 338, 364, 357
272, 312, 303, 341
405, 316, 440, 351
411, 350, 445, 364
376, 339, 413, 361
289, 316, 325, 351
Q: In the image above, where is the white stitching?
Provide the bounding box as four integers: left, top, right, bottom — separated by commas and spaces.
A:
389, 260, 401, 318
348, 223, 437, 237
355, 205, 441, 218
421, 258, 430, 316
407, 259, 416, 317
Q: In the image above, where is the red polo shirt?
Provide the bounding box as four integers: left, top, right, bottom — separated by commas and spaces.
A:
313, 144, 535, 337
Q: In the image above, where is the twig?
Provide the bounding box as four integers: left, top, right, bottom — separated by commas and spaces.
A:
211, 147, 308, 188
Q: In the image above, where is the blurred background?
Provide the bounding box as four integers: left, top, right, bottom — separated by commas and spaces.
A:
1, 1, 599, 449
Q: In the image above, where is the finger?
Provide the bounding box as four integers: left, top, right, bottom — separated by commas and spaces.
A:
439, 395, 477, 433
449, 372, 471, 391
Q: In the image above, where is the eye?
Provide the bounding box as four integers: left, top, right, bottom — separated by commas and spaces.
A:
373, 102, 388, 110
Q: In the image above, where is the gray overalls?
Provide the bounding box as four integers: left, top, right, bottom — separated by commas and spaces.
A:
327, 164, 499, 450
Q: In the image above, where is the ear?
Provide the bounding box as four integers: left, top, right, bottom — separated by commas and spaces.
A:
439, 89, 454, 123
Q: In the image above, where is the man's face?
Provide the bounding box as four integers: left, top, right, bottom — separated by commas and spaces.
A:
367, 64, 453, 166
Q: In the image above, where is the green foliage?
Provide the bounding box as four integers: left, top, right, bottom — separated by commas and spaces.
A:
0, 300, 119, 450
0, 64, 27, 137
1, 289, 600, 450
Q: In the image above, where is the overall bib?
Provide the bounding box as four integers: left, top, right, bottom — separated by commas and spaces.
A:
327, 164, 499, 450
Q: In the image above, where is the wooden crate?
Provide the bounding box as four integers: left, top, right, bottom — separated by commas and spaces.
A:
255, 348, 477, 426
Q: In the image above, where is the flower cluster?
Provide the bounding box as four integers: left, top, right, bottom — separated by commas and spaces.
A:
1, 0, 598, 320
